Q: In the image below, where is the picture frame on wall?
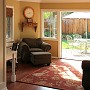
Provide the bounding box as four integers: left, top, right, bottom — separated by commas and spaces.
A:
27, 18, 33, 23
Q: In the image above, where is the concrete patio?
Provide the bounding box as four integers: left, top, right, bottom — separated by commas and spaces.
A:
62, 49, 90, 60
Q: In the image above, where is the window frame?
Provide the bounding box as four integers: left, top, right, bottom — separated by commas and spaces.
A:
6, 6, 14, 42
41, 9, 59, 41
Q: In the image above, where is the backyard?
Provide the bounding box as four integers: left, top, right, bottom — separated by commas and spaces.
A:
61, 34, 90, 60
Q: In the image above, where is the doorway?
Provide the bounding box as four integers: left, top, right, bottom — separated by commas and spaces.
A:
61, 11, 90, 60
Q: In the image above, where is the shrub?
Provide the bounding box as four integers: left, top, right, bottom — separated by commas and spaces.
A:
82, 32, 90, 39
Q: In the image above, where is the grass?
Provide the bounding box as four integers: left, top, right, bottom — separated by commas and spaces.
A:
62, 40, 73, 49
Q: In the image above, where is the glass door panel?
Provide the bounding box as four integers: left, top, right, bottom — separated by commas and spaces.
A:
61, 11, 90, 60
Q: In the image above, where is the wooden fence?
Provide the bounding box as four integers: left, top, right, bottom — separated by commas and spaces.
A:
62, 18, 90, 35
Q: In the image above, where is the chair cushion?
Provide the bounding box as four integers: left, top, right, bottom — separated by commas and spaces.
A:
29, 48, 43, 52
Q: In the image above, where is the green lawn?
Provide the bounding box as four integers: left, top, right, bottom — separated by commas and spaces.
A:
62, 40, 73, 49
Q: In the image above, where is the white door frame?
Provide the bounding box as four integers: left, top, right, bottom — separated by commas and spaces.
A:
59, 9, 90, 58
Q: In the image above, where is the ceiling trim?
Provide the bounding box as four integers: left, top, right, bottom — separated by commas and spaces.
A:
17, 0, 90, 3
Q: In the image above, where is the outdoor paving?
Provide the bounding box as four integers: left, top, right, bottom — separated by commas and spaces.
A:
62, 49, 90, 60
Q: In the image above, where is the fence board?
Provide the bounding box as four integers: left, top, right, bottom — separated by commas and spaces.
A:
62, 18, 90, 35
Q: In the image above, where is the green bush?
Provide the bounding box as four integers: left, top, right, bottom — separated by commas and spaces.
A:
82, 32, 90, 39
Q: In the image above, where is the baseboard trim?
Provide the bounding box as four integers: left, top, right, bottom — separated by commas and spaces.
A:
0, 82, 8, 90
51, 56, 60, 59
2, 87, 8, 90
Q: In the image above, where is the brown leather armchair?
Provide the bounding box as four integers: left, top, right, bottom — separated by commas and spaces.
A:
82, 60, 90, 90
18, 38, 51, 63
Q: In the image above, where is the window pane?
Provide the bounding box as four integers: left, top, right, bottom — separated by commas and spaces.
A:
6, 17, 12, 39
43, 11, 57, 39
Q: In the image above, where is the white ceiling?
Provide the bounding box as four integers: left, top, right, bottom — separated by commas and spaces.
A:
17, 0, 90, 3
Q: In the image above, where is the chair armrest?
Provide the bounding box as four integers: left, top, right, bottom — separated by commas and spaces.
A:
82, 60, 90, 71
41, 42, 51, 51
18, 41, 30, 55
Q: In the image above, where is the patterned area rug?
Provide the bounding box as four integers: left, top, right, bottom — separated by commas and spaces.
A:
17, 60, 83, 90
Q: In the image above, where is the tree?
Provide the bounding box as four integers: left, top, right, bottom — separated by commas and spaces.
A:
61, 12, 73, 18
44, 12, 53, 19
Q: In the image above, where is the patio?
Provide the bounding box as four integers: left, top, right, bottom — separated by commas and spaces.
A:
61, 12, 90, 60
62, 48, 90, 60
62, 36, 90, 60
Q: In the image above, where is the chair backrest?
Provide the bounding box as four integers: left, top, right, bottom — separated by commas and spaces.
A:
66, 35, 74, 46
22, 38, 43, 48
73, 34, 82, 39
66, 35, 73, 42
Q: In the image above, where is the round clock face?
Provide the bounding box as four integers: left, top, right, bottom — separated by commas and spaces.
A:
24, 7, 34, 18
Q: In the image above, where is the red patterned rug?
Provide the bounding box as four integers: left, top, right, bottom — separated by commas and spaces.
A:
17, 60, 83, 90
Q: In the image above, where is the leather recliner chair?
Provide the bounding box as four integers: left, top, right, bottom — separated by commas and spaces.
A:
18, 38, 51, 63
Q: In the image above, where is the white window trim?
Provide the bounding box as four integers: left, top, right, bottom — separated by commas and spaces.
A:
41, 9, 90, 58
6, 5, 14, 42
41, 9, 60, 41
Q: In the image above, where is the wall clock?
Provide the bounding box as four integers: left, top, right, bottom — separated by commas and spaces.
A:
24, 7, 34, 19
